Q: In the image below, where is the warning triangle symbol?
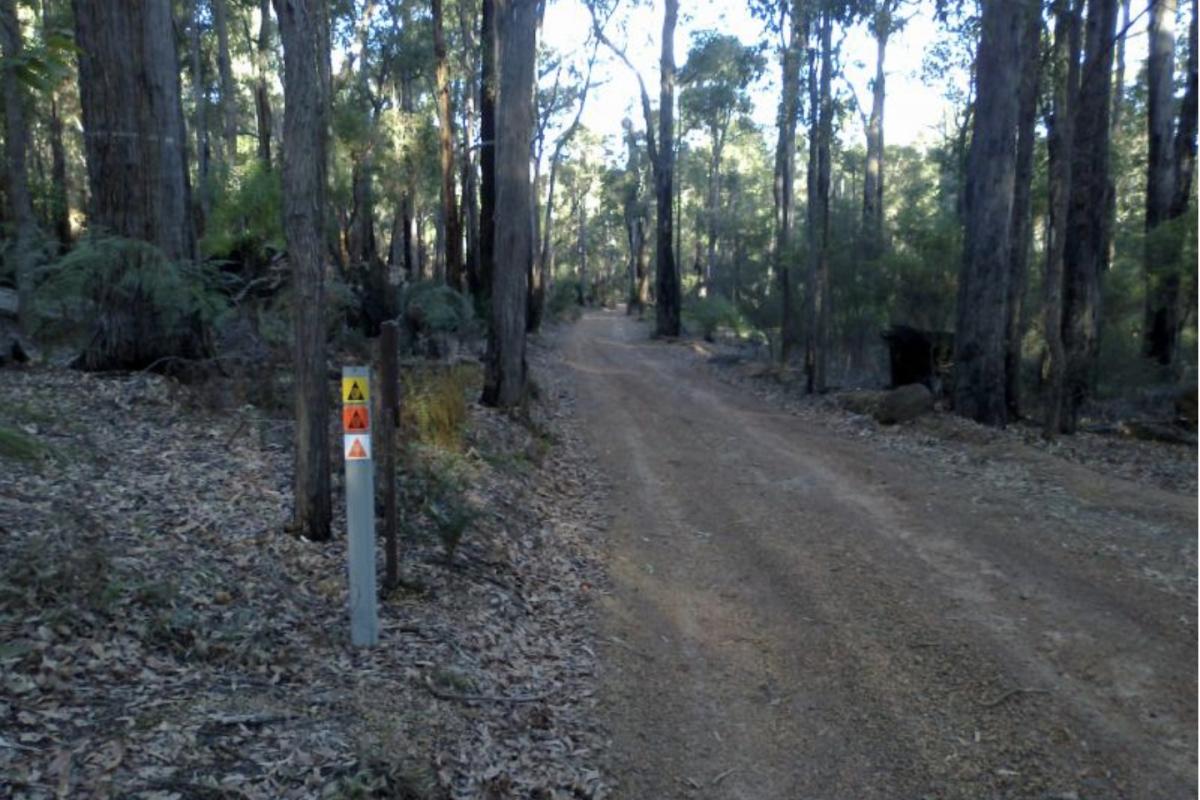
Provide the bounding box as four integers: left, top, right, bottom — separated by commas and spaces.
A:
348, 438, 367, 459
348, 408, 367, 430
348, 382, 365, 402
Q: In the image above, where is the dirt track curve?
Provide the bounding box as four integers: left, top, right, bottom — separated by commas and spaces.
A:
563, 310, 1197, 800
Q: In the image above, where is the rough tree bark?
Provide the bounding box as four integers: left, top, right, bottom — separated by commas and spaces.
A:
1144, 0, 1178, 365
953, 0, 1024, 426
1042, 0, 1081, 438
1, 0, 38, 334
273, 0, 332, 540
805, 11, 832, 394
458, 0, 481, 298
654, 0, 680, 336
774, 0, 803, 364
254, 0, 274, 167
188, 0, 211, 230
1061, 0, 1118, 431
213, 0, 238, 166
1004, 2, 1042, 420
432, 0, 463, 291
481, 0, 536, 407
41, 0, 70, 249
478, 0, 496, 303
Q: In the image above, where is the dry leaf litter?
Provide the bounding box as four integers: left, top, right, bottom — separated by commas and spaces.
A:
0, 337, 612, 799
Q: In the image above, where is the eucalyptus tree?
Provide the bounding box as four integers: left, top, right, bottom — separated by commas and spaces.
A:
482, 0, 537, 407
592, 0, 681, 337
679, 32, 764, 295
952, 0, 1029, 426
1060, 0, 1119, 431
1, 0, 37, 334
274, 0, 333, 539
1143, 0, 1198, 367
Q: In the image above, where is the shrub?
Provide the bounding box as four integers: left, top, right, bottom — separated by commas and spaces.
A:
198, 162, 284, 269
546, 280, 581, 322
684, 294, 745, 342
34, 234, 229, 371
400, 281, 475, 337
401, 362, 481, 451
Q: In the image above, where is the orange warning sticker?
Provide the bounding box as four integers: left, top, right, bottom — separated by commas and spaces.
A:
344, 434, 371, 460
342, 405, 370, 432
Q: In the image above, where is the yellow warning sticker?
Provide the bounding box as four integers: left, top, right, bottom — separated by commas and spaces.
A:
342, 377, 369, 403
344, 434, 371, 460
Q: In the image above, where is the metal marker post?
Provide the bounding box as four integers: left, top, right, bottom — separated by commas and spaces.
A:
342, 366, 379, 647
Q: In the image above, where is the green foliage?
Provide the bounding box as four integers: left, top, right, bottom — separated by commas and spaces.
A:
403, 448, 477, 564
546, 280, 582, 321
684, 293, 746, 341
0, 425, 45, 463
400, 281, 476, 336
199, 162, 285, 264
401, 362, 481, 451
34, 233, 230, 345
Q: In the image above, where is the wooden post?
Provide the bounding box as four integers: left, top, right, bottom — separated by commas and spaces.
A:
379, 321, 400, 590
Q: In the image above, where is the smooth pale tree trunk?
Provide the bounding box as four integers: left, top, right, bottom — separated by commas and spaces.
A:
214, 0, 237, 167
861, 4, 889, 262
1004, 2, 1042, 420
1062, 0, 1118, 431
654, 0, 680, 337
577, 196, 588, 305
1042, 0, 1080, 438
432, 0, 462, 291
805, 11, 832, 394
273, 0, 332, 541
254, 0, 273, 167
953, 0, 1024, 426
478, 0, 497, 303
774, 0, 802, 363
481, 0, 536, 408
1, 0, 38, 334
703, 127, 722, 294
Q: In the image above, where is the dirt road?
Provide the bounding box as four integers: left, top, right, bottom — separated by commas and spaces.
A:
563, 310, 1197, 799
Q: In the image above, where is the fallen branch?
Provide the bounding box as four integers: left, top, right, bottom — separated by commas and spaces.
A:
977, 687, 1050, 709
423, 676, 550, 705
711, 767, 739, 786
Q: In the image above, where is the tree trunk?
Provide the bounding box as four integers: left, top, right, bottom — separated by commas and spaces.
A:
481, 0, 535, 407
432, 0, 462, 291
1042, 0, 1080, 438
1062, 0, 1118, 431
1, 0, 37, 334
399, 68, 417, 280
953, 0, 1024, 426
478, 0, 496, 303
41, 0, 70, 250
273, 0, 332, 541
254, 0, 273, 167
577, 196, 588, 305
775, 0, 802, 364
213, 0, 238, 167
1005, 2, 1042, 420
1144, 0, 1178, 365
805, 11, 832, 394
704, 129, 721, 294
188, 0, 211, 231
861, 4, 889, 262
654, 0, 680, 337
1172, 0, 1197, 219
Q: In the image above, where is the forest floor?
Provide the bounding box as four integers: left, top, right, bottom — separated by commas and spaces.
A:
0, 339, 613, 799
566, 309, 1197, 800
